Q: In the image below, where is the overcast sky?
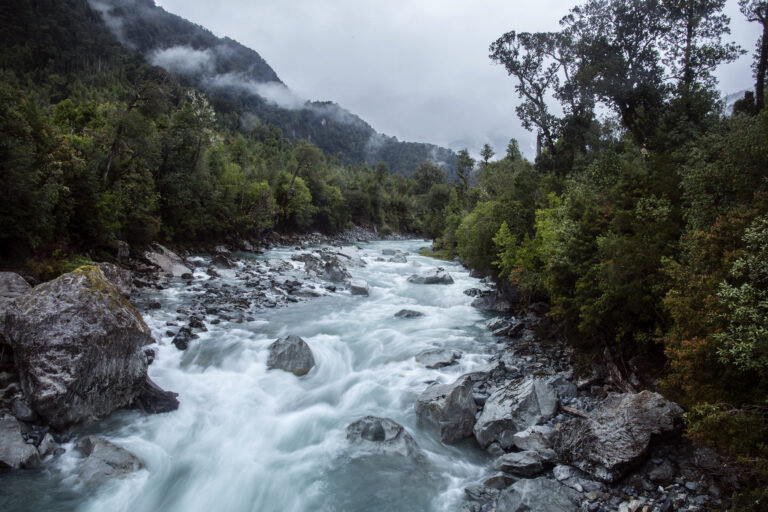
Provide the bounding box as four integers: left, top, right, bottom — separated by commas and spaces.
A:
155, 0, 761, 158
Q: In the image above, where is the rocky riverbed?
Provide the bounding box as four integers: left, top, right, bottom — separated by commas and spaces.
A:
0, 234, 731, 511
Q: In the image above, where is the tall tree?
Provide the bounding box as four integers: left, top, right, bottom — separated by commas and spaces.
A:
456, 149, 475, 193
740, 0, 768, 111
480, 143, 495, 165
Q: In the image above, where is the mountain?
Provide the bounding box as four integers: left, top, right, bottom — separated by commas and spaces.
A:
84, 0, 458, 177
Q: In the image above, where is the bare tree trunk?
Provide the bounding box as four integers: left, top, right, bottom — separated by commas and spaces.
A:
757, 22, 768, 111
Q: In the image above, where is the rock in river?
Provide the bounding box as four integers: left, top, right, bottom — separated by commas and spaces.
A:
415, 375, 476, 444
267, 335, 315, 376
76, 436, 143, 485
0, 413, 40, 469
348, 279, 370, 296
407, 267, 454, 285
394, 309, 424, 319
473, 375, 563, 450
4, 265, 178, 429
143, 243, 191, 277
346, 416, 424, 461
416, 348, 460, 369
553, 390, 683, 483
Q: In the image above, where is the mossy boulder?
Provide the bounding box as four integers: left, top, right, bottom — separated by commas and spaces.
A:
4, 266, 177, 429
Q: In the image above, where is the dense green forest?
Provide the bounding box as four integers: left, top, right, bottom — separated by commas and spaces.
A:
2, 0, 768, 506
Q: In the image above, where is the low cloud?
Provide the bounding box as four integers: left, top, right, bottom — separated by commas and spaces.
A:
149, 46, 216, 75
205, 72, 307, 110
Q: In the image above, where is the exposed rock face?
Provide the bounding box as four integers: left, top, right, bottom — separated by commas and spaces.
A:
473, 376, 562, 450
394, 309, 424, 318
0, 272, 30, 336
553, 391, 683, 483
133, 376, 179, 414
293, 252, 352, 282
143, 243, 191, 277
471, 291, 512, 312
345, 416, 423, 461
266, 335, 315, 376
415, 376, 476, 444
0, 414, 40, 469
495, 449, 557, 477
94, 262, 134, 297
4, 266, 175, 428
512, 425, 555, 451
76, 436, 143, 485
416, 349, 460, 369
407, 268, 454, 285
496, 477, 579, 512
333, 246, 366, 267
348, 279, 369, 296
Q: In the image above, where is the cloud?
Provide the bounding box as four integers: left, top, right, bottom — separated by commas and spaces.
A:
148, 46, 216, 75
204, 72, 307, 110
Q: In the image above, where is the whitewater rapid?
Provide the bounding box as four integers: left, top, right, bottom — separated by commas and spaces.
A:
2, 240, 499, 511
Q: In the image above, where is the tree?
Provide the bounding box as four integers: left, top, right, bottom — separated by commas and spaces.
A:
505, 139, 522, 161
456, 149, 475, 193
740, 0, 768, 110
413, 162, 446, 194
480, 143, 495, 165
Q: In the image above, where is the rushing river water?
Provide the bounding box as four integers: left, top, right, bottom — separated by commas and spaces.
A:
2, 239, 500, 512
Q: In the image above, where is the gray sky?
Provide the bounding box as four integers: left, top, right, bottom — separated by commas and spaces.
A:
155, 0, 761, 158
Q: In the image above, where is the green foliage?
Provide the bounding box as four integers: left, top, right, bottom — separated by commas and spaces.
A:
455, 201, 506, 273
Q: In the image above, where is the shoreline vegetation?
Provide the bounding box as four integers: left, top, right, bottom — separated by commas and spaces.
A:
1, 0, 768, 508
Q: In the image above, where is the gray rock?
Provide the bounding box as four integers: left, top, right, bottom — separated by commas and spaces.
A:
333, 246, 366, 267
210, 253, 236, 269
512, 425, 555, 451
267, 335, 315, 376
348, 279, 370, 296
5, 266, 176, 429
407, 267, 454, 285
496, 477, 579, 512
471, 290, 512, 312
552, 464, 605, 493
648, 459, 676, 484
415, 349, 460, 369
0, 272, 30, 336
143, 243, 191, 277
553, 391, 683, 483
345, 416, 423, 461
495, 449, 557, 477
38, 433, 58, 458
76, 436, 143, 485
415, 376, 476, 444
0, 414, 40, 469
11, 398, 36, 422
389, 254, 408, 263
133, 376, 180, 414
382, 249, 398, 256
394, 309, 424, 319
473, 376, 560, 450
267, 258, 294, 273
94, 262, 133, 297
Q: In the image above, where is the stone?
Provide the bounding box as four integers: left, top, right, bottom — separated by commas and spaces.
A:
76, 436, 143, 485
333, 246, 366, 267
133, 376, 179, 414
94, 262, 133, 297
11, 398, 36, 422
512, 425, 556, 451
4, 266, 176, 429
552, 464, 605, 493
648, 459, 676, 483
415, 376, 476, 444
496, 477, 579, 512
172, 327, 196, 350
471, 290, 512, 312
484, 474, 517, 490
394, 309, 424, 319
0, 272, 30, 336
473, 376, 561, 450
495, 449, 557, 477
348, 279, 370, 296
553, 391, 683, 483
0, 414, 40, 469
389, 254, 408, 263
407, 268, 454, 285
210, 253, 236, 269
267, 258, 293, 273
415, 349, 460, 369
37, 433, 58, 458
143, 243, 191, 277
267, 335, 315, 376
345, 416, 424, 461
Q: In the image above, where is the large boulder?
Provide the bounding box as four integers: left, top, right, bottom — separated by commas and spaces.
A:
496, 477, 579, 512
494, 449, 557, 477
4, 266, 177, 428
348, 279, 370, 296
333, 246, 366, 267
0, 272, 30, 337
473, 376, 561, 450
407, 268, 454, 285
553, 391, 683, 483
471, 290, 512, 312
266, 335, 315, 376
0, 414, 40, 469
415, 349, 460, 369
415, 376, 477, 444
143, 243, 191, 277
345, 416, 423, 461
94, 262, 133, 297
76, 436, 143, 485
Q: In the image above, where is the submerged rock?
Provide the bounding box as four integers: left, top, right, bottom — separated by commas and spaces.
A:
143, 243, 191, 277
76, 436, 143, 485
267, 335, 315, 376
496, 477, 579, 512
473, 376, 562, 450
553, 390, 683, 483
416, 349, 460, 369
4, 266, 176, 428
407, 268, 454, 285
394, 309, 424, 319
0, 414, 40, 469
415, 375, 476, 444
345, 416, 423, 460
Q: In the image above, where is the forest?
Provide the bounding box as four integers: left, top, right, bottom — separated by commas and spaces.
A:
1, 0, 768, 507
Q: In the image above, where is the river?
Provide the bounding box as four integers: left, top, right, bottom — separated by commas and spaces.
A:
2, 239, 499, 511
